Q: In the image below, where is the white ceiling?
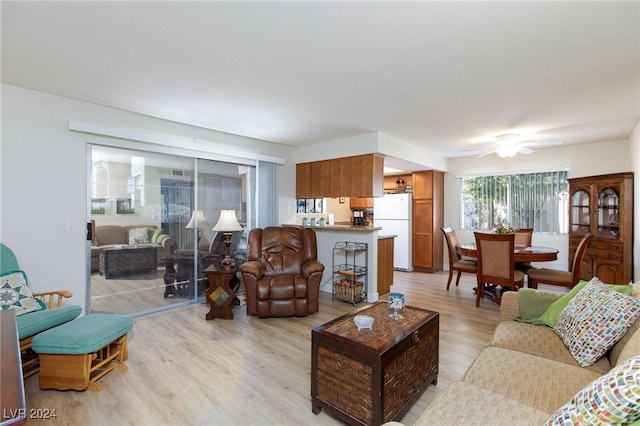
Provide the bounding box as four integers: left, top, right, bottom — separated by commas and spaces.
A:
2, 1, 639, 159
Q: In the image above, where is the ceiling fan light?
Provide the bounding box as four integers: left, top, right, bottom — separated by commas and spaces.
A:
496, 144, 519, 158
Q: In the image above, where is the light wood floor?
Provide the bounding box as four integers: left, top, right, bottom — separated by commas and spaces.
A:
90, 268, 192, 316
24, 270, 506, 426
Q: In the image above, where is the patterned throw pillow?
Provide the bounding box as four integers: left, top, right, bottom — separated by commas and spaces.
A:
128, 227, 150, 245
554, 279, 640, 367
539, 278, 633, 327
0, 271, 42, 316
544, 356, 640, 425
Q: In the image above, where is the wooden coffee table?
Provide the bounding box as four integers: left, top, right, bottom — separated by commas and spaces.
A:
311, 301, 439, 426
99, 246, 156, 279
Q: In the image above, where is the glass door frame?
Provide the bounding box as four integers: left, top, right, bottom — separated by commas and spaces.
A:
87, 144, 254, 317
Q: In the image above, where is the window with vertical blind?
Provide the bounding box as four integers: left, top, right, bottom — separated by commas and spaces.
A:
460, 170, 569, 234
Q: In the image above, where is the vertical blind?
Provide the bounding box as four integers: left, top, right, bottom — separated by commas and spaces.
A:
257, 161, 279, 227
460, 170, 569, 234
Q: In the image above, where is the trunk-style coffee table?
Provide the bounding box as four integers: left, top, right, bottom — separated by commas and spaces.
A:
99, 246, 156, 279
311, 301, 439, 426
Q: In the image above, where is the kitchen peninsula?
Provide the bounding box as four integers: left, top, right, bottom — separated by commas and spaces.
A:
284, 224, 395, 303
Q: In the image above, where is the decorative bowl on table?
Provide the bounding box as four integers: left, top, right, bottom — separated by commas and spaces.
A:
354, 315, 374, 331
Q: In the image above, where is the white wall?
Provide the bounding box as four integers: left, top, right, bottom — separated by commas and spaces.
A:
444, 138, 636, 275
1, 84, 297, 311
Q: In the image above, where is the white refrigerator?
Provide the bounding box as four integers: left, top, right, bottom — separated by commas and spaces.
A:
374, 193, 413, 271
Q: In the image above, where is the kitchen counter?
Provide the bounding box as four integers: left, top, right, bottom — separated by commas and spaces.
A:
282, 224, 382, 302
283, 224, 381, 232
377, 234, 397, 240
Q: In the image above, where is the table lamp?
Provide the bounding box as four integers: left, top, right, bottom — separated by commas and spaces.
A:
212, 210, 243, 265
185, 210, 209, 246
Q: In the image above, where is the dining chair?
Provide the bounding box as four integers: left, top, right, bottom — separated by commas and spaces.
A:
474, 232, 525, 307
441, 227, 478, 290
514, 228, 534, 273
527, 232, 594, 290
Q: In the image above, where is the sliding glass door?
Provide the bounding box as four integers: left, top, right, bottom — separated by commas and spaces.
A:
88, 145, 253, 316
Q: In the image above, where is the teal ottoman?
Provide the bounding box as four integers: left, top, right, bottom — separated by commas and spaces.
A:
31, 314, 134, 391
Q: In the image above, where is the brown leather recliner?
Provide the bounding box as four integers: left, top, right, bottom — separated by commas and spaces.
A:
240, 226, 325, 318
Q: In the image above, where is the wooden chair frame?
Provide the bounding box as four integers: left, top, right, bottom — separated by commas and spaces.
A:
441, 227, 477, 290
474, 232, 524, 307
527, 232, 594, 289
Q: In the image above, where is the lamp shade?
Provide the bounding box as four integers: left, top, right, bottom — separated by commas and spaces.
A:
185, 210, 209, 229
212, 210, 243, 232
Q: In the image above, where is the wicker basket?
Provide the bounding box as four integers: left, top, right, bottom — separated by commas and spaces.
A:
333, 280, 363, 304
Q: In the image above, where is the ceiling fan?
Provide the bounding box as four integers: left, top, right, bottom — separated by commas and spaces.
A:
465, 134, 562, 158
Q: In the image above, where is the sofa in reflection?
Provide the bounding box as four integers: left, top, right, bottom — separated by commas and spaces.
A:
90, 223, 174, 272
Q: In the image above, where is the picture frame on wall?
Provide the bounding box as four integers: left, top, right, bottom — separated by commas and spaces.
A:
305, 198, 315, 213
91, 198, 106, 214
116, 198, 135, 214
297, 199, 306, 213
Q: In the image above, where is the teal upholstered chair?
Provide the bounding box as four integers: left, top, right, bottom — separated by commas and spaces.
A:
1, 242, 20, 273
1, 243, 82, 378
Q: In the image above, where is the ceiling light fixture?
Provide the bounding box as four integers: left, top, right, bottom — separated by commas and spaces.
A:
496, 144, 520, 158
495, 133, 521, 158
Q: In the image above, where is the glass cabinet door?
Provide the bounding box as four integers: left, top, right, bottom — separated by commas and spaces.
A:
597, 187, 620, 238
570, 189, 590, 235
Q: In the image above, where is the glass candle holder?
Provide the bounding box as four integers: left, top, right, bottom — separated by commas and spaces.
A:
388, 292, 405, 320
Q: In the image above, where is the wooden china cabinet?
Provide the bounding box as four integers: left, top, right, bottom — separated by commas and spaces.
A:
568, 172, 633, 284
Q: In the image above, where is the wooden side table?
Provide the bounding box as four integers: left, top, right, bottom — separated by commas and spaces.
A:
204, 262, 239, 320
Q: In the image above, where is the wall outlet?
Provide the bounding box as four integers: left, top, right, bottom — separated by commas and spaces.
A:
59, 220, 70, 232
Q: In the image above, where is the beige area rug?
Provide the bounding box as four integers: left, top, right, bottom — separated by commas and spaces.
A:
90, 267, 203, 315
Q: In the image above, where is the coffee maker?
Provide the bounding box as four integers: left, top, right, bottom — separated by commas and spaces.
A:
352, 210, 365, 226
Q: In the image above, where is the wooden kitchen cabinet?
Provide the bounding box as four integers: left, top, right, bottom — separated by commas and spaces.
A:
377, 236, 395, 295
350, 197, 374, 209
568, 172, 633, 284
384, 175, 413, 193
296, 161, 321, 198
343, 154, 384, 198
296, 154, 384, 198
411, 171, 444, 273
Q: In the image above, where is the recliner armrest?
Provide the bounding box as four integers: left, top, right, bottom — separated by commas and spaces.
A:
240, 261, 265, 279
301, 260, 325, 278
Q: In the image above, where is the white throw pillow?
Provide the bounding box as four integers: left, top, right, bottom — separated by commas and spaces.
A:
128, 227, 150, 245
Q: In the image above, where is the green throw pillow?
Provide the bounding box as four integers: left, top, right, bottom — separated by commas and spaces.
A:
539, 278, 633, 327
150, 228, 162, 243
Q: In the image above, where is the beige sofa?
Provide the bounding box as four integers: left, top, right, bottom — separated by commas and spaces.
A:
405, 281, 640, 425
90, 224, 174, 271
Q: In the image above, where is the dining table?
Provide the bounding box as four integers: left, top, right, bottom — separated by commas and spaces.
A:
456, 242, 559, 303
456, 242, 559, 263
